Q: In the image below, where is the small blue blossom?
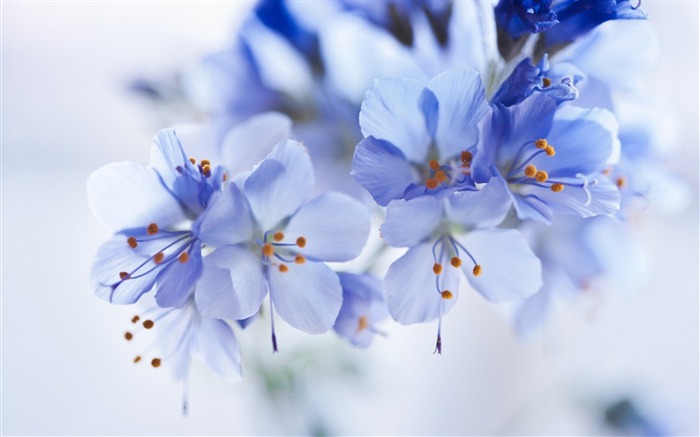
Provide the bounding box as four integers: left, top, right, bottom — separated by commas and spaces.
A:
333, 273, 389, 348
88, 128, 226, 306
351, 69, 490, 206
472, 93, 622, 224
495, 0, 559, 38
194, 140, 370, 346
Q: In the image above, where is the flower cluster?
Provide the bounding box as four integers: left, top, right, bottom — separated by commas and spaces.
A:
90, 0, 683, 405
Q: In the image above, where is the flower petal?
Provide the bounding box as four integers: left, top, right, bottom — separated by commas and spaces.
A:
351, 136, 418, 206
195, 245, 268, 320
283, 192, 370, 262
445, 177, 512, 228
384, 243, 459, 324
535, 173, 621, 217
457, 228, 542, 303
154, 241, 203, 308
381, 196, 442, 248
196, 184, 255, 247
244, 140, 314, 230
426, 69, 489, 160
87, 162, 187, 231
359, 77, 432, 163
193, 317, 242, 381
268, 261, 342, 334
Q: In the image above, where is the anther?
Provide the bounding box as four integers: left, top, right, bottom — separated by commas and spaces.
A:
147, 223, 159, 235
222, 173, 228, 182
545, 145, 556, 156
450, 257, 462, 268
131, 315, 140, 324
535, 139, 548, 149
616, 177, 626, 188
524, 165, 537, 178
153, 252, 164, 264
119, 271, 130, 280
124, 332, 133, 341
279, 264, 289, 273
262, 243, 274, 257
433, 263, 443, 275
200, 159, 210, 167
472, 265, 482, 276
441, 290, 453, 300
357, 315, 369, 332
133, 356, 141, 363
142, 319, 154, 329
273, 232, 284, 242
535, 170, 549, 183
201, 164, 211, 177
550, 183, 564, 192
542, 77, 552, 88
188, 157, 196, 164
294, 254, 305, 264
127, 237, 138, 248
434, 170, 448, 183
426, 178, 438, 190
178, 252, 189, 263
461, 151, 473, 163
296, 237, 306, 248
602, 168, 612, 175
151, 358, 161, 368
429, 160, 440, 171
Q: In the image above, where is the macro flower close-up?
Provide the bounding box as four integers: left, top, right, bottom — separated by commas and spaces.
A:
2, 1, 698, 435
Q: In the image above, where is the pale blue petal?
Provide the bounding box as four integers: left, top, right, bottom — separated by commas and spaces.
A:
150, 128, 198, 189
268, 261, 342, 334
244, 140, 314, 230
193, 318, 242, 381
87, 162, 187, 231
426, 69, 490, 160
351, 136, 418, 206
445, 177, 511, 228
196, 184, 255, 247
457, 228, 542, 302
385, 243, 459, 324
195, 246, 268, 320
220, 112, 293, 176
283, 192, 370, 262
381, 196, 442, 248
359, 77, 432, 163
536, 173, 621, 217
154, 241, 202, 308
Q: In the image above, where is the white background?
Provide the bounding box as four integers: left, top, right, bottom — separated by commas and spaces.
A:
2, 1, 698, 435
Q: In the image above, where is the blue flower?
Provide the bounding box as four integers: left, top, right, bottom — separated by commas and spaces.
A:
351, 69, 490, 206
194, 140, 370, 346
495, 0, 559, 38
333, 273, 389, 348
88, 128, 227, 306
472, 93, 622, 224
492, 55, 585, 107
543, 0, 647, 49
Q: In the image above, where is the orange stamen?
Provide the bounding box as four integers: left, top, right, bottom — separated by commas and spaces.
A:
434, 170, 448, 183
357, 315, 369, 332
262, 243, 274, 257
147, 223, 159, 235
202, 164, 211, 177
273, 232, 284, 242
279, 264, 289, 273
429, 159, 440, 171
545, 145, 556, 156
535, 139, 548, 149
441, 290, 453, 300
551, 183, 564, 193
472, 265, 482, 276
127, 237, 138, 248
535, 170, 549, 183
542, 77, 552, 88
124, 332, 133, 341
524, 165, 537, 178
142, 320, 154, 329
296, 237, 306, 248
178, 252, 189, 263
151, 358, 161, 368
131, 315, 140, 324
461, 151, 473, 163
119, 271, 130, 280
433, 263, 443, 275
294, 254, 305, 264
426, 178, 438, 190
616, 177, 626, 188
153, 252, 164, 264
450, 257, 462, 268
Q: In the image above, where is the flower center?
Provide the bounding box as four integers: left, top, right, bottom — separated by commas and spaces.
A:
258, 230, 308, 273
423, 151, 473, 192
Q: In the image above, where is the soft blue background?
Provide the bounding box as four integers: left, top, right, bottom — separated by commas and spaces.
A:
2, 1, 698, 435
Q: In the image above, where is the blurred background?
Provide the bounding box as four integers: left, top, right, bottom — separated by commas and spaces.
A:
2, 1, 698, 435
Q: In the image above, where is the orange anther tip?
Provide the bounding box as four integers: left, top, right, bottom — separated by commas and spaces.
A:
202, 164, 212, 177
188, 157, 196, 164
262, 243, 274, 257
429, 159, 440, 171
127, 237, 138, 248
545, 145, 556, 156
357, 315, 369, 332
151, 358, 161, 368
147, 223, 159, 235
551, 183, 564, 193
142, 320, 154, 329
535, 139, 548, 149
273, 232, 284, 242
296, 237, 306, 248
461, 151, 473, 163
441, 290, 453, 300
178, 252, 189, 263
433, 263, 443, 275
450, 257, 462, 268
131, 315, 140, 324
200, 159, 210, 166
222, 173, 228, 182
294, 254, 305, 264
535, 170, 549, 183
435, 170, 448, 183
472, 265, 482, 276
119, 271, 130, 280
133, 356, 141, 363
426, 178, 438, 190
524, 165, 537, 178
279, 264, 289, 273
124, 332, 133, 341
616, 177, 626, 188
153, 252, 164, 264
542, 77, 552, 88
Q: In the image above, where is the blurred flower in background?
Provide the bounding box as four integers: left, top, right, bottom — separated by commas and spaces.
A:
2, 1, 698, 435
